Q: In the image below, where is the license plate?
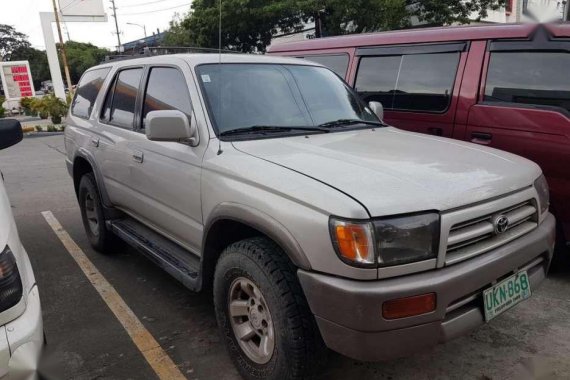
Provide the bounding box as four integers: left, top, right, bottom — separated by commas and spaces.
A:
483, 271, 531, 322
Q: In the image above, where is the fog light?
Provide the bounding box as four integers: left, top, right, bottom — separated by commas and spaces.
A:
382, 293, 436, 320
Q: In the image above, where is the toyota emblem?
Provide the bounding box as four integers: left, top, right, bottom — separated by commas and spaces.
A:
493, 215, 509, 234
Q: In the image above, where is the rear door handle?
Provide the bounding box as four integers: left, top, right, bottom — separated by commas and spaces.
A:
132, 150, 144, 163
90, 138, 99, 147
471, 132, 492, 144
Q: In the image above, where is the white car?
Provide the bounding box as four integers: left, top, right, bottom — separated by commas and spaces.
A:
0, 120, 43, 378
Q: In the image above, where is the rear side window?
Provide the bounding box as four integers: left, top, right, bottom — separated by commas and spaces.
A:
301, 54, 350, 78
101, 68, 143, 128
484, 52, 570, 113
71, 68, 110, 119
355, 53, 460, 112
142, 67, 192, 128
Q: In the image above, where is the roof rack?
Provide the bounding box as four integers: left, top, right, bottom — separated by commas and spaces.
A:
103, 46, 240, 63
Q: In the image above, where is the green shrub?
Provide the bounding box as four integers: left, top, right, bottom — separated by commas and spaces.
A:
35, 125, 42, 132
47, 125, 57, 132
20, 97, 34, 116
29, 95, 68, 123
44, 94, 68, 124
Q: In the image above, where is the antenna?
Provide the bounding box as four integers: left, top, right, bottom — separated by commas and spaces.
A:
217, 0, 223, 155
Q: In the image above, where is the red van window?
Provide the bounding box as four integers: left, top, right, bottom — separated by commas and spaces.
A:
300, 54, 350, 78
484, 52, 570, 113
355, 52, 460, 113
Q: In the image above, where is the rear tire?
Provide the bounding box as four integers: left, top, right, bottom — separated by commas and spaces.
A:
78, 173, 119, 253
213, 237, 325, 380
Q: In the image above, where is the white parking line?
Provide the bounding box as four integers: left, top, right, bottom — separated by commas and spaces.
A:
41, 211, 187, 380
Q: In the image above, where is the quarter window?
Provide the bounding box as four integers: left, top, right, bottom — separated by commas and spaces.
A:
301, 54, 350, 78
142, 67, 192, 128
355, 52, 460, 112
101, 68, 143, 128
484, 52, 570, 113
71, 68, 110, 119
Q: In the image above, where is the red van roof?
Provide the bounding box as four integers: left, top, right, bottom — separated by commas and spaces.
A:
268, 23, 570, 53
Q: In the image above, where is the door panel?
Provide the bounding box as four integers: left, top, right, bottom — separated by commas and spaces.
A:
127, 65, 204, 253
128, 136, 203, 253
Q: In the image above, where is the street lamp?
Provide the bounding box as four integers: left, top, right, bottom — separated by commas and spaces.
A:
126, 22, 147, 39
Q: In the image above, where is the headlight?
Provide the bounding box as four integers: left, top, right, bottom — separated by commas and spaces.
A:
330, 213, 440, 268
534, 174, 549, 214
373, 213, 440, 267
0, 245, 23, 312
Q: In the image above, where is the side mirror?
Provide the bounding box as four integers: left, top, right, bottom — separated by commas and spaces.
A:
145, 110, 197, 145
368, 101, 384, 121
0, 119, 23, 151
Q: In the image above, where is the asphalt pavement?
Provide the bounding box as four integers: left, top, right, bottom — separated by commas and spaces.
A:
1, 134, 569, 380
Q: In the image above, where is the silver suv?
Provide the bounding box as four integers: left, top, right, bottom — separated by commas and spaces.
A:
65, 54, 555, 380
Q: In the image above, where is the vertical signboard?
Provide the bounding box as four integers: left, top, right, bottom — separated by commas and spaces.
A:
0, 61, 35, 100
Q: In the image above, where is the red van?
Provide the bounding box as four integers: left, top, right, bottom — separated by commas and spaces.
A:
268, 23, 570, 249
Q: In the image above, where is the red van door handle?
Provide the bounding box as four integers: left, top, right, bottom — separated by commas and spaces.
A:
471, 132, 492, 145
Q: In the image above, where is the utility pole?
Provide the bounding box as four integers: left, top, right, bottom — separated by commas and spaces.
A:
110, 0, 122, 52
51, 0, 73, 95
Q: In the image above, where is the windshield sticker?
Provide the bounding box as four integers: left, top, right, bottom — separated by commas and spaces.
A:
201, 74, 211, 83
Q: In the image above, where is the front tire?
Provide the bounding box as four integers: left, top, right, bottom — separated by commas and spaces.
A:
214, 237, 325, 380
78, 173, 118, 253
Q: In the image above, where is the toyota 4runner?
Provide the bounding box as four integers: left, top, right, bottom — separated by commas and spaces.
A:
65, 54, 556, 380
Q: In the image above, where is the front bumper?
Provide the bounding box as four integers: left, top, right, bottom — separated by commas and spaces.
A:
0, 285, 43, 378
298, 213, 556, 361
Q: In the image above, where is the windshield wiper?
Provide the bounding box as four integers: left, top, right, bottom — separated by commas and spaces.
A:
318, 119, 384, 129
219, 125, 328, 137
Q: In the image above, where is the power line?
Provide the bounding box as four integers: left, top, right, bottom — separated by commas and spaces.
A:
119, 2, 191, 16
120, 0, 173, 8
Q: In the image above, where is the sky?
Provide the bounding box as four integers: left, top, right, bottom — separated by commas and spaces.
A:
0, 0, 193, 51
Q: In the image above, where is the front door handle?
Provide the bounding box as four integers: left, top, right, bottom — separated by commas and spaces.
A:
132, 150, 144, 163
471, 132, 492, 145
90, 138, 99, 147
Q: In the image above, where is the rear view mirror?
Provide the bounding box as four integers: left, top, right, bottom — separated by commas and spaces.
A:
145, 110, 197, 145
368, 101, 384, 121
0, 119, 23, 150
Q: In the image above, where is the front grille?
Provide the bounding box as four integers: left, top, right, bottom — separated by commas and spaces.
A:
445, 200, 538, 265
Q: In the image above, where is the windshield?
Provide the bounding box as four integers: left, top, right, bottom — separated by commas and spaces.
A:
196, 63, 379, 137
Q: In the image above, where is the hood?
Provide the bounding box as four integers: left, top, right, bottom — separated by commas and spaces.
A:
232, 127, 541, 217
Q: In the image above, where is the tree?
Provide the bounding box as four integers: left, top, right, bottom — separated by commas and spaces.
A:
166, 0, 506, 53
163, 13, 193, 47
58, 41, 109, 84
0, 24, 30, 61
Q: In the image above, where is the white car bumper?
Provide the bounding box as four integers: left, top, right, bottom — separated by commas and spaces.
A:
0, 286, 43, 379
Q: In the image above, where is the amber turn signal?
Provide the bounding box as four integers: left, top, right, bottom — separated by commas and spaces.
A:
382, 293, 436, 320
330, 220, 375, 265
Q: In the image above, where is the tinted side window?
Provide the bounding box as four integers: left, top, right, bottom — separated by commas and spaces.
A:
101, 68, 143, 128
485, 52, 570, 113
302, 54, 350, 78
355, 52, 460, 112
71, 68, 110, 119
354, 56, 400, 108
142, 67, 192, 127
